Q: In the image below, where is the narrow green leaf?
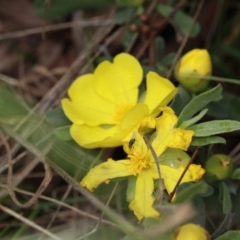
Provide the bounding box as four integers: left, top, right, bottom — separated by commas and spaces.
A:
218, 182, 232, 214
174, 181, 209, 204
177, 85, 223, 126
231, 169, 240, 180
54, 126, 72, 141
189, 120, 240, 137
155, 37, 165, 61
215, 230, 240, 240
161, 52, 176, 66
174, 10, 200, 37
190, 136, 226, 146
45, 107, 71, 127
34, 0, 115, 19
180, 108, 208, 128
122, 29, 137, 48
191, 197, 206, 227
116, 0, 144, 6
170, 87, 192, 116
156, 4, 200, 37
212, 214, 234, 239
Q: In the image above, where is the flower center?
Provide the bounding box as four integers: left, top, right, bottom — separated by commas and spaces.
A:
113, 103, 133, 123
128, 151, 153, 174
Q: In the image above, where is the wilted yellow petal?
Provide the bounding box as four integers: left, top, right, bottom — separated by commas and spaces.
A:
80, 159, 133, 191
168, 128, 194, 150
129, 170, 159, 221
94, 53, 142, 105
159, 164, 205, 196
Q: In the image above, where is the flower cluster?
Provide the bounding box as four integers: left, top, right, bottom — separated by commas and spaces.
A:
62, 53, 205, 220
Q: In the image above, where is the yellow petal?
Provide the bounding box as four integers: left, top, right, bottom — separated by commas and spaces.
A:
70, 124, 121, 148
151, 107, 178, 156
159, 164, 205, 196
175, 223, 210, 240
168, 128, 194, 151
152, 107, 193, 156
143, 72, 177, 115
62, 74, 116, 126
119, 103, 149, 134
80, 159, 133, 191
94, 53, 143, 105
129, 170, 160, 221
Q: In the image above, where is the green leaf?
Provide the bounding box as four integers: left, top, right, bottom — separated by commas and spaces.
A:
170, 87, 192, 116
208, 92, 240, 121
231, 169, 240, 180
45, 107, 71, 127
180, 108, 208, 129
54, 126, 72, 141
34, 0, 114, 19
161, 52, 177, 66
189, 120, 240, 137
159, 148, 190, 168
190, 136, 226, 146
218, 182, 232, 214
156, 4, 200, 37
155, 37, 165, 61
115, 8, 136, 24
212, 214, 234, 239
174, 181, 210, 204
116, 0, 144, 6
215, 230, 240, 240
177, 85, 223, 126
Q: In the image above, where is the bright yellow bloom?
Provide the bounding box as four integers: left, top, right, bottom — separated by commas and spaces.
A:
174, 224, 210, 240
61, 53, 177, 148
80, 107, 205, 221
175, 49, 212, 92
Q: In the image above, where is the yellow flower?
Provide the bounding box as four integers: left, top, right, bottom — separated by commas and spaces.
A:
175, 49, 212, 92
174, 224, 210, 240
80, 107, 205, 221
61, 53, 177, 148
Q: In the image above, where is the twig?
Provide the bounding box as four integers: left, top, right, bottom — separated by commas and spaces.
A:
168, 147, 200, 202
0, 131, 52, 208
143, 136, 163, 202
0, 18, 113, 41
0, 183, 116, 227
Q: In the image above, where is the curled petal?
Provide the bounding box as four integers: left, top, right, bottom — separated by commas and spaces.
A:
80, 159, 133, 191
143, 72, 177, 115
129, 170, 160, 221
168, 128, 194, 151
94, 53, 142, 105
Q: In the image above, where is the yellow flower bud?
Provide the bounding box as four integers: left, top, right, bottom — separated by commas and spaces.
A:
174, 224, 210, 240
204, 154, 233, 182
175, 49, 212, 92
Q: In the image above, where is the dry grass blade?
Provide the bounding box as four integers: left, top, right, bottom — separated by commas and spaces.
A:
0, 131, 52, 208
0, 204, 64, 240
